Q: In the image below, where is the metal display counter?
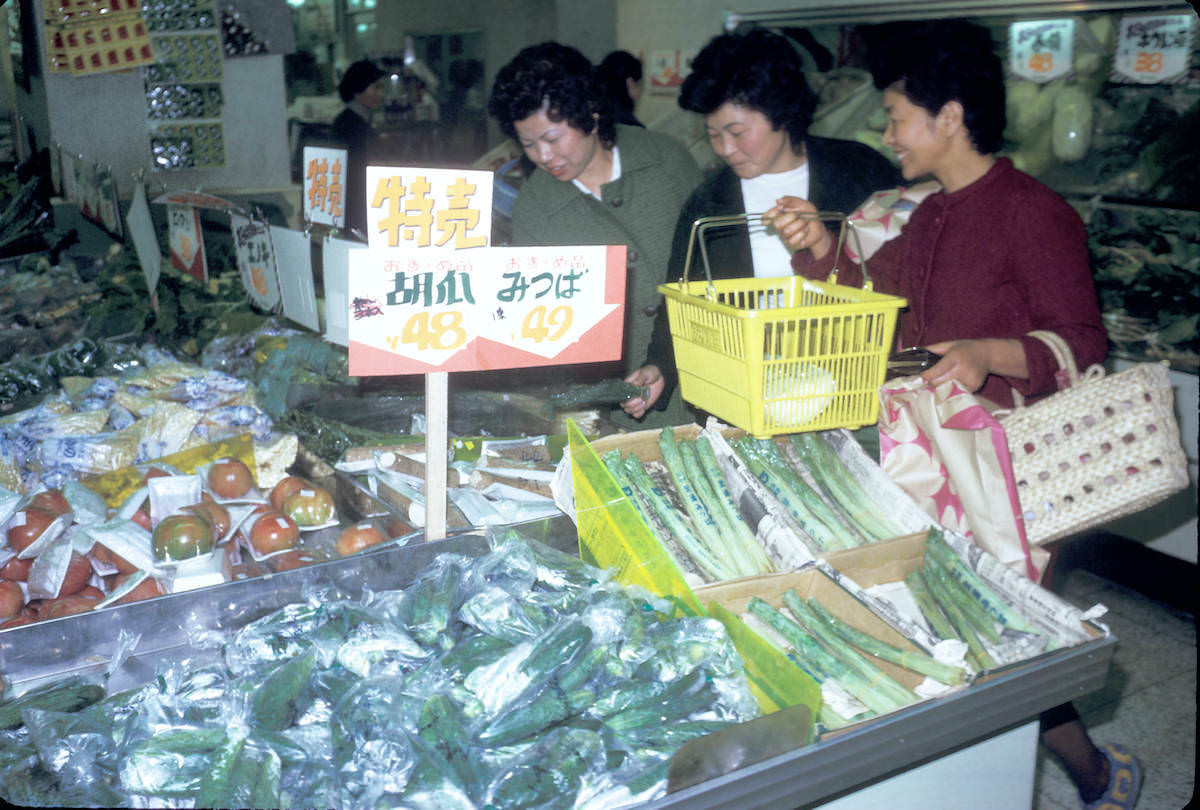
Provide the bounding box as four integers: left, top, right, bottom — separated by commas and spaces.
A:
0, 517, 1115, 809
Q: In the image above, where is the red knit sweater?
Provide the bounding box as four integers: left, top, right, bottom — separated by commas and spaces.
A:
793, 158, 1107, 407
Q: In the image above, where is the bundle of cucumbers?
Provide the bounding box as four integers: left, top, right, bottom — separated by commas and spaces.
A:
0, 531, 757, 809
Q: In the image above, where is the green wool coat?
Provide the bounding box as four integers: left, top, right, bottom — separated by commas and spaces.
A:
510, 124, 703, 428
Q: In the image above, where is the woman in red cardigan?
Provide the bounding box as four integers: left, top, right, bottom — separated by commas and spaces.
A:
768, 20, 1136, 810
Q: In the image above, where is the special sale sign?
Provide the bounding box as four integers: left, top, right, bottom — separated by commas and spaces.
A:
347, 166, 627, 375
347, 244, 627, 374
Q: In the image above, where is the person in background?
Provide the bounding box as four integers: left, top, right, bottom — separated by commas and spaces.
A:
622, 28, 900, 420
333, 59, 387, 238
488, 41, 703, 427
596, 50, 645, 128
768, 20, 1135, 810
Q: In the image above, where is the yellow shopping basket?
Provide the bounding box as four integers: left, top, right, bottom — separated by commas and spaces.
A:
658, 212, 906, 438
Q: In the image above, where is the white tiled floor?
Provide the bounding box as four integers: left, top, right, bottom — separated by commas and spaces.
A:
1033, 569, 1196, 809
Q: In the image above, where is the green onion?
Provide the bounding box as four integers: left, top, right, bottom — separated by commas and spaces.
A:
790, 433, 904, 542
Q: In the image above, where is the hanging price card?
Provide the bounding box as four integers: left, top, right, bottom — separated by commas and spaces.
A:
302, 145, 347, 228
1113, 13, 1196, 84
364, 166, 494, 251
230, 213, 280, 310
125, 183, 162, 294
1010, 19, 1076, 82
347, 244, 626, 375
168, 204, 207, 283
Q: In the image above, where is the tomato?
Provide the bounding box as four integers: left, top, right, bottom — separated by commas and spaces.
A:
248, 511, 300, 555
0, 610, 37, 630
141, 467, 172, 484
55, 554, 93, 598
30, 489, 71, 516
6, 508, 57, 552
387, 518, 414, 539
269, 475, 312, 511
0, 580, 24, 620
0, 556, 33, 582
282, 487, 335, 527
90, 543, 137, 575
208, 457, 255, 499
336, 522, 386, 556
152, 514, 215, 562
41, 595, 100, 620
270, 550, 317, 572
185, 501, 231, 540
112, 572, 165, 605
77, 585, 106, 600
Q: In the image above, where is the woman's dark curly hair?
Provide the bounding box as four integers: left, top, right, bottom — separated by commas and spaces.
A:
488, 42, 615, 148
679, 28, 818, 152
865, 20, 1006, 155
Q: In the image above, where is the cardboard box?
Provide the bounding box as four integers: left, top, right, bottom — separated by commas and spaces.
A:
696, 566, 930, 695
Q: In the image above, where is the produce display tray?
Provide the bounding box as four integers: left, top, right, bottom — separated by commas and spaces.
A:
0, 516, 1115, 809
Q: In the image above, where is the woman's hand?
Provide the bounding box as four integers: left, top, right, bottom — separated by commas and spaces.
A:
921, 338, 1028, 392
763, 196, 834, 259
621, 365, 665, 419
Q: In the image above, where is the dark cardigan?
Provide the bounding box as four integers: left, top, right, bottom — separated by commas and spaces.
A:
645, 135, 902, 404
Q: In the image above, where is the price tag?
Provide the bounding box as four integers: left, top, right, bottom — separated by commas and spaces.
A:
73, 159, 100, 221
364, 166, 494, 251
230, 213, 280, 310
271, 225, 319, 332
96, 166, 123, 240
302, 145, 347, 228
168, 204, 207, 283
152, 190, 240, 212
322, 235, 356, 347
125, 183, 162, 294
1009, 19, 1076, 82
1113, 13, 1195, 84
347, 244, 626, 375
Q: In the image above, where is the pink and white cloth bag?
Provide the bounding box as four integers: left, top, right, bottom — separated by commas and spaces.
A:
878, 376, 1048, 582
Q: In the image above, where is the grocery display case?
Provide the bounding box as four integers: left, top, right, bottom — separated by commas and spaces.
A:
0, 516, 1116, 809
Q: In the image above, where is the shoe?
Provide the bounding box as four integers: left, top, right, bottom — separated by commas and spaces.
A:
1082, 742, 1143, 810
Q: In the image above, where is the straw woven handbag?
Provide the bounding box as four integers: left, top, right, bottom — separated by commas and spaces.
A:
1004, 330, 1189, 546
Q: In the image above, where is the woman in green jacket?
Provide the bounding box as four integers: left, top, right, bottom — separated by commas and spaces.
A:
489, 41, 703, 427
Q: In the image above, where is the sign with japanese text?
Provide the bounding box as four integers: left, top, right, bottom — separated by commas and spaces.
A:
230, 213, 280, 310
168, 204, 207, 283
347, 245, 627, 375
322, 236, 355, 347
1009, 19, 1076, 82
73, 158, 99, 221
364, 166, 493, 251
1113, 13, 1196, 84
96, 165, 123, 239
126, 183, 162, 294
271, 225, 320, 332
302, 145, 347, 228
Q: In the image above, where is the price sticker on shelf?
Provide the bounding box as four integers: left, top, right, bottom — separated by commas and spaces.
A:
302, 145, 347, 228
347, 244, 626, 375
1113, 13, 1196, 84
230, 213, 280, 310
168, 204, 207, 283
1009, 19, 1075, 82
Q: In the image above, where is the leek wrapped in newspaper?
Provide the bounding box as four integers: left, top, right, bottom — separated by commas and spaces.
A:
905, 568, 961, 643
620, 453, 735, 581
731, 437, 855, 552
918, 559, 998, 670
695, 436, 775, 574
677, 438, 769, 576
925, 530, 1038, 633
659, 429, 759, 578
804, 598, 967, 686
747, 597, 906, 716
780, 590, 918, 709
790, 432, 905, 542
750, 437, 863, 549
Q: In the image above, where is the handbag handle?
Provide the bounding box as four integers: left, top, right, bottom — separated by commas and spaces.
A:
676, 211, 870, 299
1011, 330, 1104, 407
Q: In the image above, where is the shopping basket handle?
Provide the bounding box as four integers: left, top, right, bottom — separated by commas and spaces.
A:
676, 211, 871, 297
